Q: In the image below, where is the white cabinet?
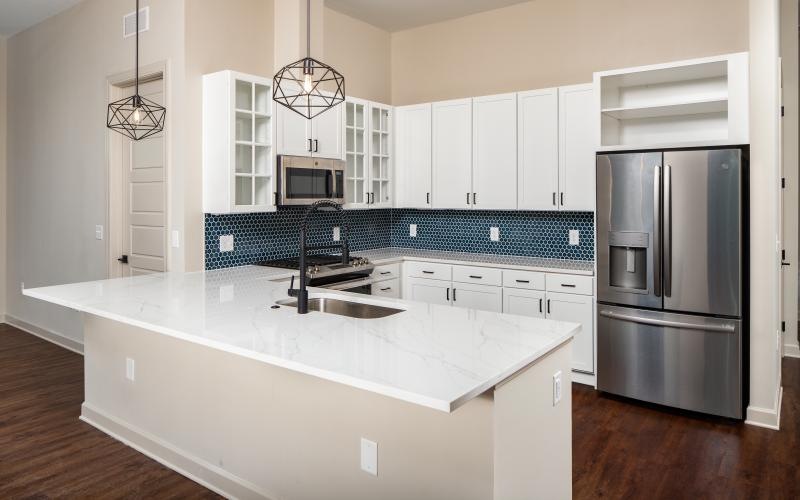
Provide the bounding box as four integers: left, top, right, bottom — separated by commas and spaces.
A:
368, 103, 392, 207
203, 70, 275, 213
406, 277, 452, 306
558, 84, 596, 211
344, 98, 369, 206
546, 291, 594, 373
373, 278, 401, 298
432, 98, 472, 209
518, 88, 559, 210
503, 288, 546, 319
344, 99, 391, 208
395, 103, 432, 208
452, 282, 503, 312
472, 93, 517, 210
276, 102, 343, 159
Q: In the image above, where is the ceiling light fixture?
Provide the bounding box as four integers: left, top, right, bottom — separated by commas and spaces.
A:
273, 0, 345, 120
107, 0, 166, 141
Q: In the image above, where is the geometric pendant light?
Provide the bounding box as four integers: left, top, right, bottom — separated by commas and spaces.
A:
107, 0, 166, 141
273, 0, 345, 120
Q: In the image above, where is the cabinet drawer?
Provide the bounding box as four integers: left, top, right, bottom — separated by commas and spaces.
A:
452, 265, 501, 287
502, 269, 546, 290
372, 278, 400, 298
404, 261, 452, 281
373, 263, 400, 281
546, 273, 593, 296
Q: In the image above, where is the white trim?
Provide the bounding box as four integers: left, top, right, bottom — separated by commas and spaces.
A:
571, 371, 596, 388
784, 343, 800, 358
745, 386, 783, 430
4, 314, 84, 354
80, 403, 274, 500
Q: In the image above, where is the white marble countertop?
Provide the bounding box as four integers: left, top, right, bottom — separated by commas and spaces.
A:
24, 266, 578, 413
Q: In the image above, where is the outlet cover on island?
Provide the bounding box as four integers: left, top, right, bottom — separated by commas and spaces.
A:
219, 235, 234, 252
360, 438, 378, 476
569, 230, 580, 246
410, 224, 417, 237
490, 227, 500, 242
553, 370, 562, 406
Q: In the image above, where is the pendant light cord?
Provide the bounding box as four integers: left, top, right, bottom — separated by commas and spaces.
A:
306, 0, 310, 59
135, 0, 140, 99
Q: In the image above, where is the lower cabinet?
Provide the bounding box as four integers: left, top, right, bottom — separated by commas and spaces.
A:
545, 291, 594, 373
406, 277, 452, 306
372, 278, 401, 298
451, 282, 503, 312
503, 288, 546, 319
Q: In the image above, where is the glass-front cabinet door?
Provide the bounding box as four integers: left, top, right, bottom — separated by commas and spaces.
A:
369, 103, 392, 208
344, 99, 368, 207
233, 77, 273, 210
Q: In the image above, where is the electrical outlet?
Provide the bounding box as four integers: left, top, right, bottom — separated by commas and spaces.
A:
333, 226, 341, 241
410, 224, 417, 237
171, 230, 181, 248
126, 358, 136, 382
569, 230, 580, 246
360, 438, 378, 476
95, 225, 104, 240
219, 235, 234, 252
553, 371, 562, 406
490, 227, 500, 242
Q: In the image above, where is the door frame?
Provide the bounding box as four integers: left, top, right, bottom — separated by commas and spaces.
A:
106, 61, 169, 278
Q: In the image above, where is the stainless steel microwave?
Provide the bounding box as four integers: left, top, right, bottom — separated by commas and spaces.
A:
277, 155, 345, 206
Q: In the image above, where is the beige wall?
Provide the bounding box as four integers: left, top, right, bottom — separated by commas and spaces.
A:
0, 36, 6, 317
781, 0, 800, 356
747, 0, 783, 427
323, 7, 391, 104
184, 0, 274, 271
390, 0, 749, 105
5, 0, 186, 343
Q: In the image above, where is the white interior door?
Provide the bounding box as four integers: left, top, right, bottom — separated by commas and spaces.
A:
432, 99, 472, 209
118, 79, 167, 277
472, 93, 517, 209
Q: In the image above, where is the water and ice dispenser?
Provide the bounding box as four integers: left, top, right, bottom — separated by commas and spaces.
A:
607, 232, 649, 291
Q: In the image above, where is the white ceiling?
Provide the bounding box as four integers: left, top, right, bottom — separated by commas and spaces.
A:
0, 0, 83, 37
325, 0, 532, 32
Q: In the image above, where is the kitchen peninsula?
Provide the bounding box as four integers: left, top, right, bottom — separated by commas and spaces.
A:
25, 265, 577, 500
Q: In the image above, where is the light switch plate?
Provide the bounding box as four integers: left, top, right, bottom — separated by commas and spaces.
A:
569, 230, 580, 246
95, 225, 104, 240
171, 230, 181, 248
126, 358, 135, 382
360, 438, 378, 476
553, 371, 562, 406
410, 224, 417, 237
490, 227, 500, 242
333, 226, 341, 242
219, 235, 234, 252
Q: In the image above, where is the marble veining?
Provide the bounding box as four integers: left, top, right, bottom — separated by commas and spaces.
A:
24, 267, 578, 413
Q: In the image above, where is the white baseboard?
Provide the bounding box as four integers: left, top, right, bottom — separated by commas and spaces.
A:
572, 371, 596, 387
784, 343, 800, 358
80, 403, 274, 500
745, 386, 783, 430
4, 314, 84, 355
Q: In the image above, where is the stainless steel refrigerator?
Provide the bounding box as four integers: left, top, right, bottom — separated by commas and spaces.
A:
596, 148, 746, 419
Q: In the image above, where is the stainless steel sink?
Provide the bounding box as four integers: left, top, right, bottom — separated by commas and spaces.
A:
275, 297, 404, 319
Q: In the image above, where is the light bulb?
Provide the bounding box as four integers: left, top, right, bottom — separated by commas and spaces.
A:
132, 107, 142, 124
303, 73, 314, 94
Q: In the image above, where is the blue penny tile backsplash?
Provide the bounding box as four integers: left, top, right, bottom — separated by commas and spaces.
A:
205, 208, 594, 270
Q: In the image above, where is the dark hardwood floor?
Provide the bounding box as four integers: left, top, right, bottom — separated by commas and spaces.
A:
1, 323, 798, 499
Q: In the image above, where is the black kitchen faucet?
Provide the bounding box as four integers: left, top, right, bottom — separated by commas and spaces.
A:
288, 200, 350, 313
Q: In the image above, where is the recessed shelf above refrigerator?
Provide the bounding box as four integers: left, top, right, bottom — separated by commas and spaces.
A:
594, 52, 749, 151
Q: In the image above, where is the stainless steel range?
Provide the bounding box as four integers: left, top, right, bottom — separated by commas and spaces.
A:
256, 254, 376, 293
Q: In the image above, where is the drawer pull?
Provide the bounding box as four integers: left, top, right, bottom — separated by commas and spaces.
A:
560, 283, 576, 288
380, 287, 392, 292
469, 275, 483, 279
380, 271, 391, 275
539, 298, 543, 313
515, 279, 530, 284
422, 271, 435, 274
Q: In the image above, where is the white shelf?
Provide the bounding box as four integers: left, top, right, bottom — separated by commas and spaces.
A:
601, 97, 728, 120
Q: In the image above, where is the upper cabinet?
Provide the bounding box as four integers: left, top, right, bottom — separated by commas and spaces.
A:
472, 93, 517, 210
203, 70, 275, 214
395, 103, 432, 209
432, 98, 473, 209
276, 100, 343, 159
344, 99, 392, 208
558, 84, 596, 211
595, 52, 749, 151
517, 88, 559, 210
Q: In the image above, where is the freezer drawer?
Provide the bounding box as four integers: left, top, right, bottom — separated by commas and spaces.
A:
597, 304, 742, 418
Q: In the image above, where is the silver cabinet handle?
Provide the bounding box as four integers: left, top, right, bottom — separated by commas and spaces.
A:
664, 164, 672, 297
599, 310, 735, 333
654, 165, 662, 297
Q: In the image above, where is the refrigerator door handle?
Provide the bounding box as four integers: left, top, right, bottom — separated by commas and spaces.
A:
599, 310, 735, 333
654, 165, 662, 297
663, 164, 672, 297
